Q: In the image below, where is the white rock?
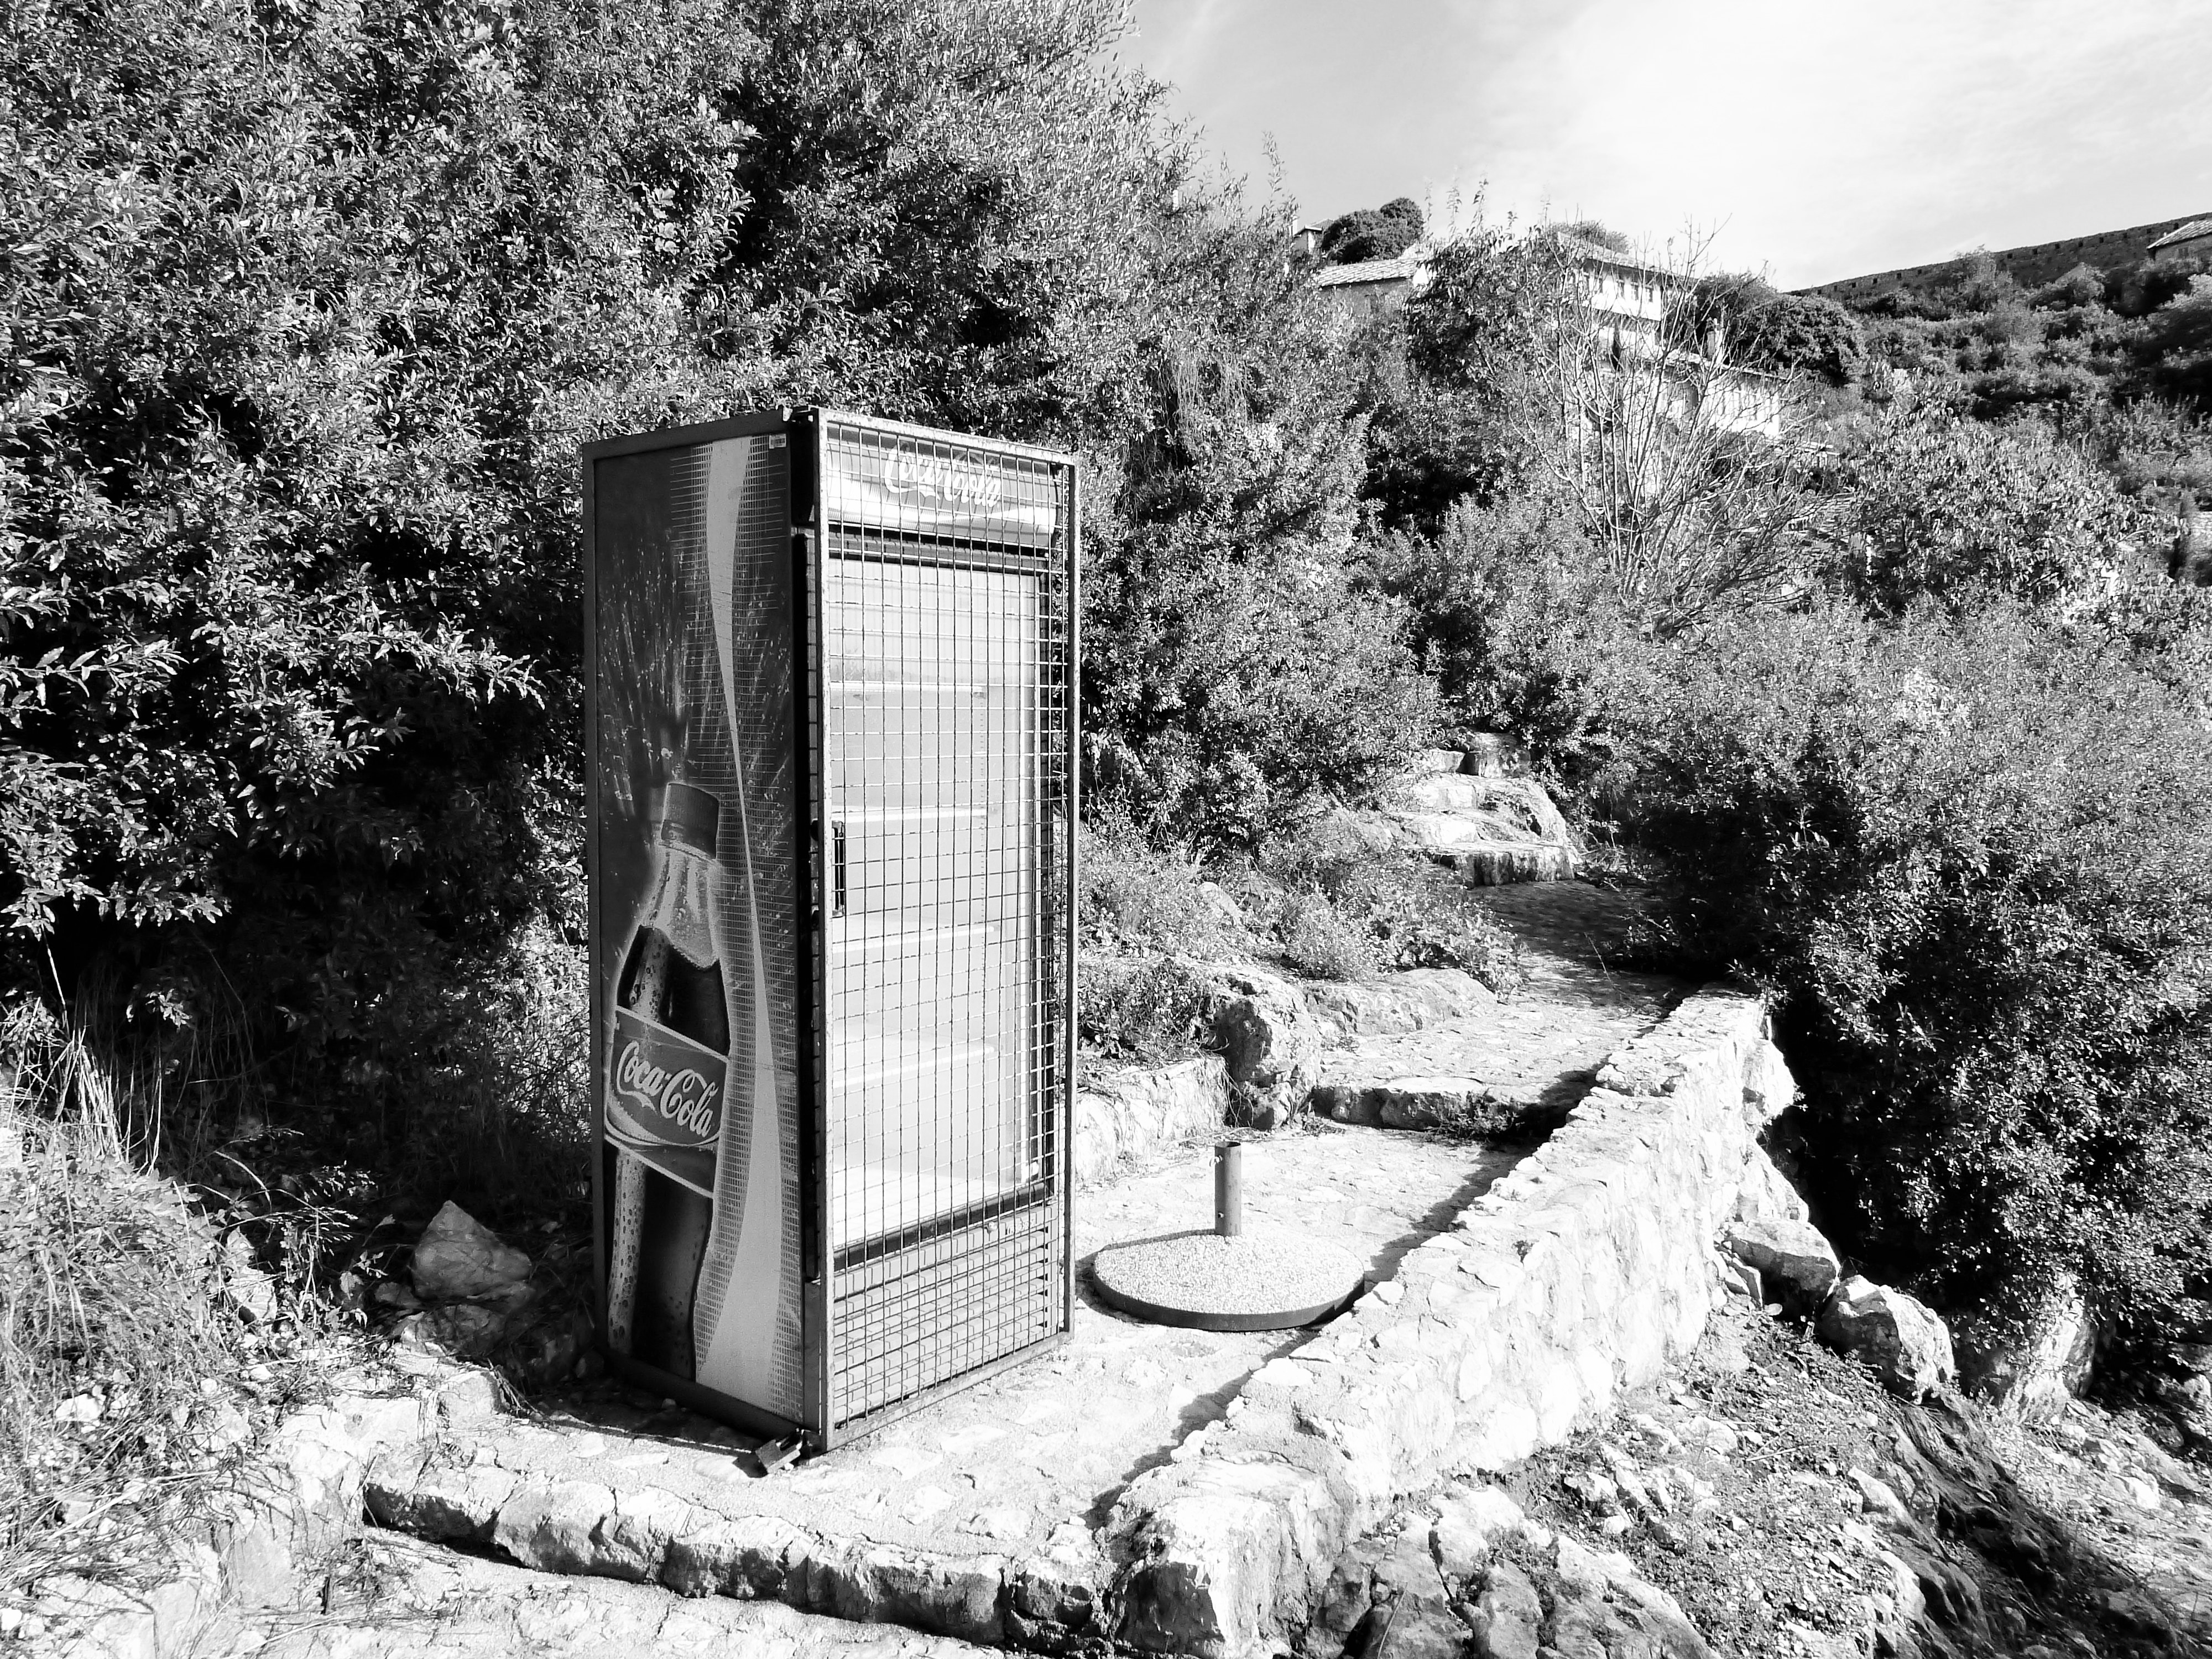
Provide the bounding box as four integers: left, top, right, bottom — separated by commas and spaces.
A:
1683, 1415, 1740, 1455
869, 1443, 938, 1478
1848, 1467, 1912, 1526
1724, 1217, 1840, 1313
1953, 1280, 2096, 1424
1818, 1276, 1956, 1399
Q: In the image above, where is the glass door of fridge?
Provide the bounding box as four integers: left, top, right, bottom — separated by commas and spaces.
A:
822, 552, 1046, 1257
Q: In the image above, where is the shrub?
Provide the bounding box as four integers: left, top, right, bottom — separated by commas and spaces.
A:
1279, 894, 1373, 982
1078, 818, 1244, 959
1682, 275, 1865, 386
1319, 200, 1422, 265
2141, 276, 2212, 405
1075, 953, 1212, 1060
0, 1004, 327, 1598
1832, 395, 2148, 611
1617, 597, 2212, 1332
1371, 494, 1637, 786
1084, 289, 1440, 849
1261, 818, 1522, 991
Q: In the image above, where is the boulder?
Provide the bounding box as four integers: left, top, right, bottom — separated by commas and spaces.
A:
1430, 1481, 1521, 1583
1074, 1055, 1232, 1186
410, 1202, 532, 1303
1722, 1217, 1839, 1314
1818, 1276, 1955, 1399
1469, 1560, 1542, 1659
1731, 1149, 1811, 1228
2154, 1369, 2212, 1451
1740, 1043, 1797, 1124
1202, 965, 1322, 1127
1370, 1526, 1462, 1659
1952, 1280, 2096, 1423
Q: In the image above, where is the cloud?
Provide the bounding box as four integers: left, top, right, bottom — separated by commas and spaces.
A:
1129, 0, 2212, 285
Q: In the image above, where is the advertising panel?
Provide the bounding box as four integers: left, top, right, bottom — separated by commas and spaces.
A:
587, 430, 805, 1426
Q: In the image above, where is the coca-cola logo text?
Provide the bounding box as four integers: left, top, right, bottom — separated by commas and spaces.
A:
613, 1039, 721, 1141
881, 451, 1005, 513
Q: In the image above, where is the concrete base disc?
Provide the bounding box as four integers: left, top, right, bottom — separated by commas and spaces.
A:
1089, 1230, 1365, 1331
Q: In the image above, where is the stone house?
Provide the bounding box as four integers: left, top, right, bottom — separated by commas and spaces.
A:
1304, 228, 1779, 436
2148, 218, 2212, 264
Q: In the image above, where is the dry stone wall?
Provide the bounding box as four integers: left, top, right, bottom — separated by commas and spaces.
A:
1102, 987, 1796, 1657
1072, 1055, 1229, 1187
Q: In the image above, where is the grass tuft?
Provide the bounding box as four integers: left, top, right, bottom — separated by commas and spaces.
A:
0, 1004, 336, 1608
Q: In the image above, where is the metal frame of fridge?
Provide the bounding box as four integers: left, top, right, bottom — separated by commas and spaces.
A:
583, 407, 1078, 1453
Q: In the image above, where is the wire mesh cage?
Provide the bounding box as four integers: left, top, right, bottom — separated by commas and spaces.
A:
584, 408, 1077, 1450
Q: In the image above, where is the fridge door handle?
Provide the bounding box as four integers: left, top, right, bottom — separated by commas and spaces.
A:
832, 820, 848, 917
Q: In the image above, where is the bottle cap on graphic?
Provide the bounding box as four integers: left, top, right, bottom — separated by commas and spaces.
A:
650, 782, 721, 855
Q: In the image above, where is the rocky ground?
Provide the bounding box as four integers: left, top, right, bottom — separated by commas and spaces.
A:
24, 836, 2210, 1659
1305, 1289, 2212, 1659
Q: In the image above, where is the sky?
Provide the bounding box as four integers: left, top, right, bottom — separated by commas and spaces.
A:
1124, 0, 2212, 289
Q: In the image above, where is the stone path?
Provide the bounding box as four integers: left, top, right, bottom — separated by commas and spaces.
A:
1316, 880, 1686, 1126
364, 1126, 1517, 1564
345, 878, 1681, 1653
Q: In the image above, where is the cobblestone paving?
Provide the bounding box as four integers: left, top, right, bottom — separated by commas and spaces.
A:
387, 1124, 1514, 1557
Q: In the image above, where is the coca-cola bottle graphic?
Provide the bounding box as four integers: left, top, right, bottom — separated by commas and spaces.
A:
604, 781, 729, 1379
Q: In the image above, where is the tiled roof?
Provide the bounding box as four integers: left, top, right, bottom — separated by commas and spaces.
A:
1549, 233, 1676, 279
2150, 219, 2212, 251
1311, 253, 1424, 288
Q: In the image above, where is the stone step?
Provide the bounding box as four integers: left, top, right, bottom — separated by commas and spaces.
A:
1385, 774, 1580, 885
263, 1531, 997, 1657
1307, 1071, 1568, 1138
1303, 967, 1495, 1043
361, 1410, 1107, 1652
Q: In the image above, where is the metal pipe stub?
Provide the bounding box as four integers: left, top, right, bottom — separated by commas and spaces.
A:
1215, 1142, 1243, 1238
1091, 1144, 1365, 1333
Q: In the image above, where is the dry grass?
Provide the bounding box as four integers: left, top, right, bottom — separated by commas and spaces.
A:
0, 1005, 343, 1609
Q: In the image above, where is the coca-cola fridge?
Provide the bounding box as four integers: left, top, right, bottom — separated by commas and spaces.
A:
582, 409, 1078, 1449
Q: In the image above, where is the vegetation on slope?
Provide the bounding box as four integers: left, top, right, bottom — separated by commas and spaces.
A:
5, 7, 2212, 1600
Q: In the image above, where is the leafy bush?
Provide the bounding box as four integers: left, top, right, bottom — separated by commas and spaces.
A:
0, 0, 1205, 1151
2141, 276, 2212, 405
1078, 818, 1244, 959
1831, 395, 2150, 610
1617, 597, 2212, 1332
1279, 894, 1372, 982
1075, 953, 1212, 1060
1682, 275, 1865, 386
1319, 199, 1423, 265
1260, 817, 1522, 990
1371, 494, 1638, 786
1083, 276, 1439, 849
2030, 263, 2106, 310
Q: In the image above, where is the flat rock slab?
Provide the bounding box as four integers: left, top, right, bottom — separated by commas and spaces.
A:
258, 1532, 993, 1658
364, 1126, 1516, 1617
1092, 1230, 1365, 1330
